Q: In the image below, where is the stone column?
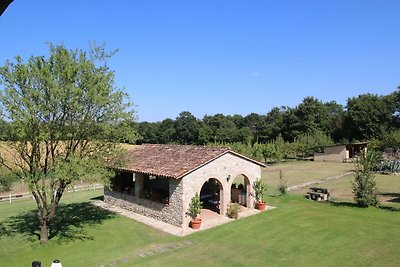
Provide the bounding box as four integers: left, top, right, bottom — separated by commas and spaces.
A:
220, 187, 227, 215
169, 178, 184, 226
246, 182, 254, 208
135, 173, 144, 197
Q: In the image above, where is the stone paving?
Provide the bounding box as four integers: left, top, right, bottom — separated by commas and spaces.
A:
93, 200, 275, 237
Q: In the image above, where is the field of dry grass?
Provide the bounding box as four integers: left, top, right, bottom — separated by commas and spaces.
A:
262, 160, 354, 192
0, 142, 136, 195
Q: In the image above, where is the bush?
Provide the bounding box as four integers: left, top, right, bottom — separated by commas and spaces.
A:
352, 151, 380, 207
227, 203, 242, 219
188, 193, 203, 219
253, 178, 267, 203
376, 160, 400, 174
278, 170, 288, 195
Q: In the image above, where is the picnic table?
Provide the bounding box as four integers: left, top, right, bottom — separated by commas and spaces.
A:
307, 187, 330, 201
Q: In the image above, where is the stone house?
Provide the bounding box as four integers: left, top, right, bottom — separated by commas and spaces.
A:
104, 144, 265, 228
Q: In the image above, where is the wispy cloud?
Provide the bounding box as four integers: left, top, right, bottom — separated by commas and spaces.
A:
250, 72, 260, 76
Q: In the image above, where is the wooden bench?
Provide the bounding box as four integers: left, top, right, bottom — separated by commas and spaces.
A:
307, 187, 330, 201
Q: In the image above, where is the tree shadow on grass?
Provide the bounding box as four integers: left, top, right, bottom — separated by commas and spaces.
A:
330, 199, 400, 212
330, 200, 360, 208
0, 202, 115, 243
380, 192, 400, 203
90, 195, 104, 201
378, 192, 400, 211
378, 205, 400, 212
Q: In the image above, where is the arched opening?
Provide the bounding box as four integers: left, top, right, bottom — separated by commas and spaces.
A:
231, 174, 251, 207
200, 178, 223, 214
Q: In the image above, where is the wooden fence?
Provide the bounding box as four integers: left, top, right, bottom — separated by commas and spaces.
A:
0, 184, 104, 204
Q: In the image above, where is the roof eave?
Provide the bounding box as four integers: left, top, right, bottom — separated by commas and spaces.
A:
0, 0, 13, 16
110, 166, 177, 179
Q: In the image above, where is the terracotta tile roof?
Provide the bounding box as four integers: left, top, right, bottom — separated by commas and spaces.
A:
113, 144, 264, 179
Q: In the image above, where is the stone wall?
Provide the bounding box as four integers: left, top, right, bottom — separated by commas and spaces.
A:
181, 152, 262, 227
104, 177, 183, 227
105, 152, 263, 228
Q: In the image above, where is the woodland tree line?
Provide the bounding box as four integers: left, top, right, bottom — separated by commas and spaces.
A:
3, 89, 398, 160
130, 90, 400, 160
1, 89, 399, 162
136, 92, 399, 144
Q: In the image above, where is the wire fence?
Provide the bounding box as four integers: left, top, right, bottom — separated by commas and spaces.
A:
0, 184, 104, 204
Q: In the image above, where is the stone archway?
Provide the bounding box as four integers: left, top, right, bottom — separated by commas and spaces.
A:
230, 174, 251, 207
199, 178, 224, 214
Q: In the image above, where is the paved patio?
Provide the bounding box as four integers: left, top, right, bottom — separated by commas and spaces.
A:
93, 200, 275, 237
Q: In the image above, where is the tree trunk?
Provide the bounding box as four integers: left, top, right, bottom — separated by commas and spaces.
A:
34, 184, 65, 244
40, 221, 49, 244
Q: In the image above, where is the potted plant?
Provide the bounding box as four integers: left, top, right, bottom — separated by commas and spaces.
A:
253, 178, 267, 210
227, 203, 242, 219
188, 192, 203, 229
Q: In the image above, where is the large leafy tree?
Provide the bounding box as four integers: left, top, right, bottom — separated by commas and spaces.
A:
173, 111, 200, 144
390, 87, 400, 128
158, 118, 176, 144
243, 113, 267, 143
136, 121, 160, 144
281, 97, 344, 141
203, 114, 227, 143
0, 43, 136, 243
344, 93, 395, 141
264, 106, 287, 141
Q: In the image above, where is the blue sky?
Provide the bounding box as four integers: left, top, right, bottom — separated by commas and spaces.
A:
1, 1, 399, 122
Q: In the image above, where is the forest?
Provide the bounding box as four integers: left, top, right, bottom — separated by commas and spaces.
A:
132, 90, 400, 158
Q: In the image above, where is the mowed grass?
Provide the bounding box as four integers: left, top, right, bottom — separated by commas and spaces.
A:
0, 190, 175, 267
1, 190, 399, 266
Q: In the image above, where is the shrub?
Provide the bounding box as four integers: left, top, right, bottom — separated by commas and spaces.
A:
188, 193, 203, 219
352, 151, 380, 207
227, 203, 242, 219
278, 170, 288, 195
253, 178, 267, 203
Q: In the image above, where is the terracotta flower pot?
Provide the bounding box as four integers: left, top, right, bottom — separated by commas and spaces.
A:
256, 201, 266, 211
190, 218, 202, 230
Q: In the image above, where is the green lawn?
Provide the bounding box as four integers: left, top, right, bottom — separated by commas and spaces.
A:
1, 189, 399, 266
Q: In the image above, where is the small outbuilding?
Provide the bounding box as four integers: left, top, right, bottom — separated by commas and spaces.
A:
104, 144, 265, 228
314, 142, 368, 162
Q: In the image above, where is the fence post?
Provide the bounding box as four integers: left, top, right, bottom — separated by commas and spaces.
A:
9, 193, 11, 204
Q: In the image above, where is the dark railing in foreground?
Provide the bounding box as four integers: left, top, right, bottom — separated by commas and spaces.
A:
0, 184, 104, 204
